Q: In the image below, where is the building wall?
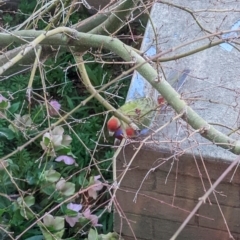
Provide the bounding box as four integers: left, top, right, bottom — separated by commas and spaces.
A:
114, 145, 240, 239
112, 1, 240, 239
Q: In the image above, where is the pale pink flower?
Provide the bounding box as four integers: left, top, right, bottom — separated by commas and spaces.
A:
88, 175, 103, 200
83, 208, 102, 227
40, 126, 72, 156
49, 100, 61, 116
55, 155, 77, 165
65, 203, 102, 227
65, 203, 82, 227
55, 178, 75, 196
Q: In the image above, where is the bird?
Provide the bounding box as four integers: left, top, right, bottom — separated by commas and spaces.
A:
107, 97, 158, 139
107, 68, 190, 140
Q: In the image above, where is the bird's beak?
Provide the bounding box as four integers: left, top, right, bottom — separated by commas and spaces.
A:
108, 131, 115, 136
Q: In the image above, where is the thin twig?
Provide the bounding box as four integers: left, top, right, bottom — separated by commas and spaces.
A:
170, 155, 240, 240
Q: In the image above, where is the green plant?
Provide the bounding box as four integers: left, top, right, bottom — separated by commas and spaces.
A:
0, 0, 141, 239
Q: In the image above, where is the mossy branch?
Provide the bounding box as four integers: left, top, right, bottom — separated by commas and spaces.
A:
73, 53, 139, 130
26, 46, 42, 104
1, 27, 240, 154
0, 0, 139, 77
89, 0, 140, 35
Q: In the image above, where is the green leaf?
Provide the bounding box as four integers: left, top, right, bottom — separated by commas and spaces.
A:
41, 184, 56, 196
55, 146, 72, 156
39, 215, 65, 240
0, 208, 6, 217
8, 102, 21, 113
3, 14, 13, 23
61, 182, 75, 196
66, 95, 74, 109
25, 236, 43, 240
99, 232, 120, 240
12, 202, 19, 211
85, 65, 98, 84
17, 196, 35, 219
14, 114, 32, 127
42, 230, 64, 240
17, 196, 34, 207
52, 216, 65, 231
11, 209, 24, 226
20, 207, 34, 219
26, 172, 37, 185
78, 170, 89, 187
24, 196, 35, 207
0, 100, 9, 109
64, 208, 78, 217
0, 128, 15, 140
88, 228, 98, 240
43, 136, 51, 145
0, 195, 11, 210
45, 170, 61, 183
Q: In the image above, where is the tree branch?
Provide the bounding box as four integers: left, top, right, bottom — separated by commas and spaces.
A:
0, 0, 138, 77
89, 0, 140, 35
1, 27, 240, 154
73, 53, 139, 130
170, 155, 240, 240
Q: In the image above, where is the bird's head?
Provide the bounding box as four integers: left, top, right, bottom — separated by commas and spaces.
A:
113, 127, 135, 140
107, 116, 137, 139
107, 116, 121, 136
116, 126, 136, 139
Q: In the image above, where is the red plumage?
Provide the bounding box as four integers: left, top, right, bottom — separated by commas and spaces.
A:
107, 117, 120, 132
125, 127, 135, 137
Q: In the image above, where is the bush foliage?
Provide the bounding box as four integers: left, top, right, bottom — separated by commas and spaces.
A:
0, 1, 133, 239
